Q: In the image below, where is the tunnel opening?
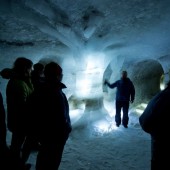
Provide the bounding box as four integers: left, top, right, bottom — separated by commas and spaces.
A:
102, 58, 164, 120
129, 59, 164, 105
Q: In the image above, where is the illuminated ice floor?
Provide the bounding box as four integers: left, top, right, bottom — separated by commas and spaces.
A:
6, 106, 151, 170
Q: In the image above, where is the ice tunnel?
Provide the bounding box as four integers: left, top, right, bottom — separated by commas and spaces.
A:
0, 1, 170, 169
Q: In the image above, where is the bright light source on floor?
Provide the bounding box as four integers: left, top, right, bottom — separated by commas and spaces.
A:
93, 120, 118, 135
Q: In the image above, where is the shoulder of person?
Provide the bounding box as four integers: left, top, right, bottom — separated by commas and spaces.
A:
128, 78, 134, 84
8, 79, 27, 88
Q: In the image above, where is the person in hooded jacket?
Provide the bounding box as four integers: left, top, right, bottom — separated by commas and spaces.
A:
6, 57, 34, 170
28, 61, 72, 170
104, 71, 135, 128
139, 81, 170, 170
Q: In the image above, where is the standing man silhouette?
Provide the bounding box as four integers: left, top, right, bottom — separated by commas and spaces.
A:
104, 71, 135, 128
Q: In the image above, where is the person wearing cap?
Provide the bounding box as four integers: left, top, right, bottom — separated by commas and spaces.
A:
104, 70, 135, 128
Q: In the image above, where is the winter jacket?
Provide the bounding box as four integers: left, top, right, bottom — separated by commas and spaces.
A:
6, 77, 34, 133
139, 87, 170, 138
28, 80, 72, 140
108, 78, 135, 102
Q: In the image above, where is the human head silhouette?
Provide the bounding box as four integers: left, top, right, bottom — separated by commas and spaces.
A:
44, 62, 63, 82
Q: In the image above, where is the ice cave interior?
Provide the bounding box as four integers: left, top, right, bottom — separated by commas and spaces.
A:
0, 0, 170, 135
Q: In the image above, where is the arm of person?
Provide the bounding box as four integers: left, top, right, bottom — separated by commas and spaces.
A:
104, 80, 117, 89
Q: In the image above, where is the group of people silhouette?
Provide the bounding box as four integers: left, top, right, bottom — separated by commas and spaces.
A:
0, 56, 169, 170
0, 57, 72, 170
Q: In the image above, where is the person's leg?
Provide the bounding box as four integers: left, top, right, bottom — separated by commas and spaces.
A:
0, 143, 10, 170
21, 136, 39, 164
10, 132, 26, 169
151, 137, 168, 170
36, 144, 64, 170
36, 135, 68, 170
151, 138, 157, 170
122, 101, 129, 128
115, 101, 122, 126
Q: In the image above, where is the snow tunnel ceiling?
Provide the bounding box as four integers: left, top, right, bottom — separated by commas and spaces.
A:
1, 0, 170, 61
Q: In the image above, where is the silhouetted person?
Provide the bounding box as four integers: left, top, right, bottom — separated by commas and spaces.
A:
139, 81, 170, 170
31, 63, 45, 90
28, 61, 72, 170
104, 70, 135, 128
6, 57, 34, 170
